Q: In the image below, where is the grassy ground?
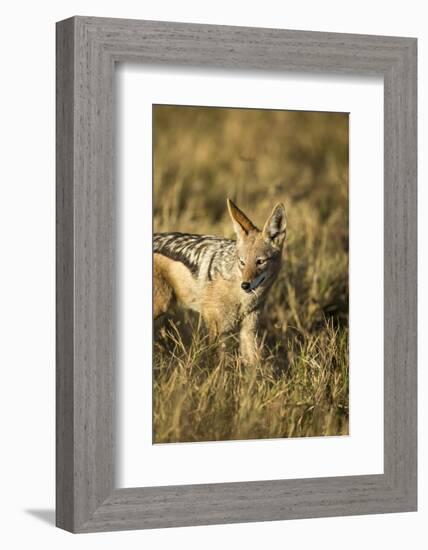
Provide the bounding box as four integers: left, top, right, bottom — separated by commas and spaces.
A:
153, 105, 349, 443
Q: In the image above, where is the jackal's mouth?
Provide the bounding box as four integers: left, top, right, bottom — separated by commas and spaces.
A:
242, 272, 267, 293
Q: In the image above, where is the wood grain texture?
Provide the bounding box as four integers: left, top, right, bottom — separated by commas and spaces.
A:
56, 18, 75, 531
56, 16, 417, 533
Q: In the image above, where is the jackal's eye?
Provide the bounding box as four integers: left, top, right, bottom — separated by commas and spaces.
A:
239, 258, 245, 266
256, 258, 267, 266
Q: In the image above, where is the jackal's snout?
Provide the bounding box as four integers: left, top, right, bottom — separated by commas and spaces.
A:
241, 272, 268, 293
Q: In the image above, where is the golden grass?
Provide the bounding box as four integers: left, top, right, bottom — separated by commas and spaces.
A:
153, 105, 349, 443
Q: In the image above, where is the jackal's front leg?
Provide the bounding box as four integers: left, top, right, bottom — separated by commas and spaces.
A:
239, 312, 261, 365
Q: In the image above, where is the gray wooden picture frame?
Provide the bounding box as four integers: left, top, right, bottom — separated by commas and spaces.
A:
56, 16, 417, 533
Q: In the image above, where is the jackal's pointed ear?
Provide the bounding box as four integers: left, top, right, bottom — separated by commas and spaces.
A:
262, 203, 287, 247
227, 198, 257, 238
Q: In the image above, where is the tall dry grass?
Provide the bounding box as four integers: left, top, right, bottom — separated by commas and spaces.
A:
153, 105, 349, 443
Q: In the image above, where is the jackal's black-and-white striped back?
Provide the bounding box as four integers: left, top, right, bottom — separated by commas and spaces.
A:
154, 232, 237, 280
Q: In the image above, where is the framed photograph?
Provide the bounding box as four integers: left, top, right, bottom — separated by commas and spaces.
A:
56, 16, 417, 532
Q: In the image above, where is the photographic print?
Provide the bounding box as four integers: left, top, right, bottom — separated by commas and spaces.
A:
153, 104, 349, 444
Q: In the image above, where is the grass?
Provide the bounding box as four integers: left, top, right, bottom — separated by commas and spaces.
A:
153, 105, 349, 443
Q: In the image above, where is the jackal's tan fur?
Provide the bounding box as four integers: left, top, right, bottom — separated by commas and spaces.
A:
154, 199, 287, 364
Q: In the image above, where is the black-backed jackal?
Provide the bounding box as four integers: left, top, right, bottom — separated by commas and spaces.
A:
154, 199, 287, 364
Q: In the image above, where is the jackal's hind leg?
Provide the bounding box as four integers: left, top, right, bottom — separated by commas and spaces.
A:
153, 262, 174, 319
